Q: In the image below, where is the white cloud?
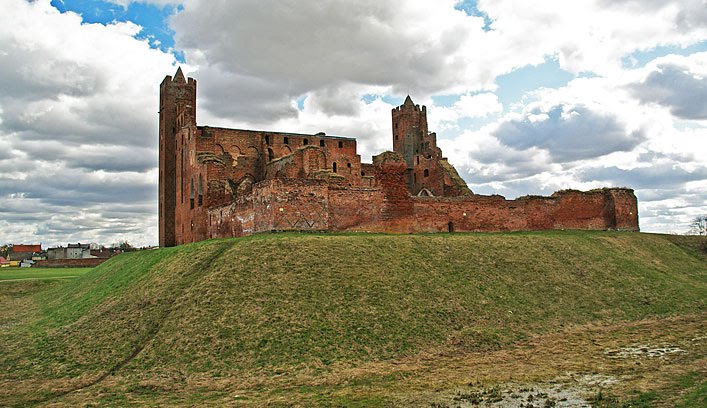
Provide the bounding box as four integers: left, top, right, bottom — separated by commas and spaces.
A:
0, 0, 177, 246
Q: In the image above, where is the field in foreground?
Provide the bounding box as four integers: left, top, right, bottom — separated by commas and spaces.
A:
0, 267, 93, 282
0, 231, 705, 407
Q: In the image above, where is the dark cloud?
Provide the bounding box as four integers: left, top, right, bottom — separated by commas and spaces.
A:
172, 0, 479, 122
494, 104, 645, 161
577, 163, 707, 189
196, 67, 299, 122
597, 0, 707, 32
17, 141, 155, 173
629, 63, 707, 120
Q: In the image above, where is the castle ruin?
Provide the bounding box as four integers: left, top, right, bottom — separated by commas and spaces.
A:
159, 68, 639, 247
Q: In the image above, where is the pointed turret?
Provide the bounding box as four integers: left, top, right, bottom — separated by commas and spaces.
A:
173, 66, 186, 84
403, 95, 414, 107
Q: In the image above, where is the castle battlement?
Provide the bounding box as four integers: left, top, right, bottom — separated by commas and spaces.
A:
158, 68, 639, 247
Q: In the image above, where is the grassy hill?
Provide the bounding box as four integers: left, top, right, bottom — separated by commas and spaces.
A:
1, 231, 705, 406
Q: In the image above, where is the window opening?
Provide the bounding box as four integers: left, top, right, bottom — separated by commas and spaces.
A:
284, 136, 289, 144
303, 138, 309, 145
320, 140, 325, 147
190, 178, 195, 209
424, 169, 429, 177
338, 141, 343, 148
198, 175, 203, 206
333, 162, 337, 173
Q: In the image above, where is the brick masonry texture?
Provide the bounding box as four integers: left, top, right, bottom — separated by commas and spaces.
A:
159, 69, 639, 246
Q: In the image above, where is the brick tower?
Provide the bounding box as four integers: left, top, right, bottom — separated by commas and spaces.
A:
391, 96, 444, 195
159, 67, 196, 247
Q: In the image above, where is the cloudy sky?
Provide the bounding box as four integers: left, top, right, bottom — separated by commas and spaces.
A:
1, 0, 706, 247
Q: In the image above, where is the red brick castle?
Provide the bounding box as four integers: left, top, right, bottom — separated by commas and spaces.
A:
159, 68, 638, 247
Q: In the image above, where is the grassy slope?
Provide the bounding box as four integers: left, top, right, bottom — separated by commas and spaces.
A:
1, 231, 705, 406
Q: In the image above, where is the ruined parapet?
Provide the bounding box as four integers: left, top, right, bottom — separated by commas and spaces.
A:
605, 188, 640, 231
373, 151, 413, 219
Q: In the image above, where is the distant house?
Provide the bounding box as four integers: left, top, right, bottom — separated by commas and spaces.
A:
90, 248, 119, 259
47, 243, 96, 260
8, 244, 42, 264
0, 256, 9, 268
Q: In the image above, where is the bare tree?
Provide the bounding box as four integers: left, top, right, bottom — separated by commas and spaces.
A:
689, 215, 707, 236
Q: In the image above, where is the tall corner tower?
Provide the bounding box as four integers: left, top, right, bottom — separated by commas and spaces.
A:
391, 96, 427, 168
159, 67, 197, 247
391, 96, 442, 194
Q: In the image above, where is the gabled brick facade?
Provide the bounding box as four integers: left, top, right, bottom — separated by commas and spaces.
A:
158, 69, 639, 247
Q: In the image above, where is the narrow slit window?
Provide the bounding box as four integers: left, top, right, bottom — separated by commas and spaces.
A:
198, 175, 203, 206
320, 140, 325, 147
424, 169, 429, 177
284, 136, 289, 145
333, 162, 337, 173
190, 178, 195, 209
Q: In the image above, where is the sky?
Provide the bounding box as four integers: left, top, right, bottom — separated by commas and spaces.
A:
1, 0, 706, 247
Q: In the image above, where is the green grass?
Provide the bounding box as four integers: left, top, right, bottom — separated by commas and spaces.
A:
0, 267, 93, 281
0, 231, 705, 406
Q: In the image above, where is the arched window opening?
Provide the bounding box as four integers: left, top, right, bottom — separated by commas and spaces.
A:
303, 138, 309, 145
320, 140, 325, 147
284, 136, 289, 145
361, 171, 365, 176
190, 178, 195, 209
424, 169, 429, 177
333, 162, 337, 173
198, 175, 203, 206
347, 163, 351, 168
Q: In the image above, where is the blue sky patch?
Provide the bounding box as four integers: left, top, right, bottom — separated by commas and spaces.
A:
50, 0, 184, 61
361, 94, 377, 104
296, 95, 307, 111
622, 40, 707, 68
454, 0, 493, 31
495, 58, 575, 106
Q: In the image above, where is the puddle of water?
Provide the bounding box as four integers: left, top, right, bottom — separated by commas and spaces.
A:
431, 382, 592, 407
605, 344, 686, 359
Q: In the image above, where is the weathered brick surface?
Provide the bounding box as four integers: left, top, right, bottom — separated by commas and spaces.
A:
160, 70, 639, 246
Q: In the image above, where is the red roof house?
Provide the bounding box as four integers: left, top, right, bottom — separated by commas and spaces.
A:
12, 244, 42, 253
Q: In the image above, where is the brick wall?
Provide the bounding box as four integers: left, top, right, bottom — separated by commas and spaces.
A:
206, 155, 639, 239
